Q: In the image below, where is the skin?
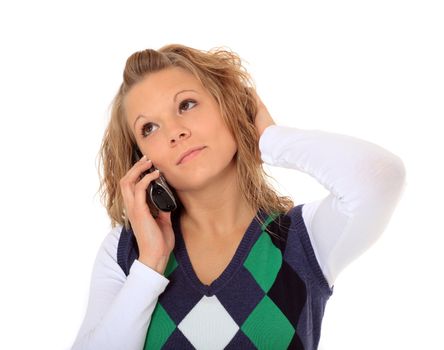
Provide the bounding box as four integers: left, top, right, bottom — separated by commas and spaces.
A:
123, 66, 276, 241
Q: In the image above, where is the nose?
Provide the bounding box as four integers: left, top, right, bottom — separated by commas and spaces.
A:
168, 123, 190, 145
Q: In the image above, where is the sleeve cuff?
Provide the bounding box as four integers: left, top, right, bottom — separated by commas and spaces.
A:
129, 259, 170, 293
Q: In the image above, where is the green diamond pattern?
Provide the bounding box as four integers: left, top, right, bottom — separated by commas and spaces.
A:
241, 295, 295, 349
244, 230, 282, 293
163, 252, 178, 278
144, 303, 176, 349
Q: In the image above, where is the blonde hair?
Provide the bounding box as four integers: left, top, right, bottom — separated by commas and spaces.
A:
96, 43, 294, 239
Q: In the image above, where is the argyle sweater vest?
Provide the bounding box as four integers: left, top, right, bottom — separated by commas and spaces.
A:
117, 204, 334, 349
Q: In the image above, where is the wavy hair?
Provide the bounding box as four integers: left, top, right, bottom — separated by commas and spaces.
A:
96, 43, 294, 239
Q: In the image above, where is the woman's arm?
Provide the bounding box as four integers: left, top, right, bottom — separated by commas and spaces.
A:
71, 226, 170, 350
259, 125, 407, 289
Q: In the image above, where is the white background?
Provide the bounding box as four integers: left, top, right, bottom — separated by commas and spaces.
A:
0, 1, 442, 349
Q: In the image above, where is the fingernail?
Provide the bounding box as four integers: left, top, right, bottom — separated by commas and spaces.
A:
140, 154, 146, 161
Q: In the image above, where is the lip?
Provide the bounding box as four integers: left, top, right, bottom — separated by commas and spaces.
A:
177, 146, 206, 165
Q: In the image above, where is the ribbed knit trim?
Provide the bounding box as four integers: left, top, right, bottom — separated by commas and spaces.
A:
117, 225, 139, 276
290, 205, 334, 297
117, 227, 130, 275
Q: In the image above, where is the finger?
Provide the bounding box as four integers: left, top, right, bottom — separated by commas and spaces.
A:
120, 158, 153, 192
120, 158, 153, 209
156, 209, 172, 226
134, 169, 161, 211
127, 157, 154, 183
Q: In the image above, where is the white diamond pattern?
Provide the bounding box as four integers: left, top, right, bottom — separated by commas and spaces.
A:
177, 295, 240, 349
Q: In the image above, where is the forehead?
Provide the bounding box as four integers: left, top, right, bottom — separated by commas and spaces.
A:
123, 67, 205, 130
124, 67, 201, 107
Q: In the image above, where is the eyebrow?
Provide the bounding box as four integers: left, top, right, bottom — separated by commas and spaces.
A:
132, 89, 198, 131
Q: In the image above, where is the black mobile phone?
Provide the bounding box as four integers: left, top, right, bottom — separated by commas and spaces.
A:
132, 147, 177, 214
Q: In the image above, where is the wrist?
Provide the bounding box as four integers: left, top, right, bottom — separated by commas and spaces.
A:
138, 255, 167, 275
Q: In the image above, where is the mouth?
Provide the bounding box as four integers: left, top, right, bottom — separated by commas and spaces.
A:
177, 147, 206, 165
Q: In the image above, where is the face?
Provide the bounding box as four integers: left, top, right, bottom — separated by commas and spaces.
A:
123, 66, 238, 191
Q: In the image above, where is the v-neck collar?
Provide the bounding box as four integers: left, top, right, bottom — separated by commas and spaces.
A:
171, 206, 268, 296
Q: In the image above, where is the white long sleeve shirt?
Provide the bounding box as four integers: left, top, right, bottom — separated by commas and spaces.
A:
71, 125, 407, 349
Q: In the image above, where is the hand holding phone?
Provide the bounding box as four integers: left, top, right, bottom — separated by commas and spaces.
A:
119, 147, 177, 274
132, 147, 177, 214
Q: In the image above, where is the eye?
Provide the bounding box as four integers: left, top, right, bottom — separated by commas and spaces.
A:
140, 99, 197, 138
140, 122, 158, 138
179, 99, 197, 113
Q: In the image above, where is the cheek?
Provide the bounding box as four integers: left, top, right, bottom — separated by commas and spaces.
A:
214, 125, 238, 152
140, 140, 165, 167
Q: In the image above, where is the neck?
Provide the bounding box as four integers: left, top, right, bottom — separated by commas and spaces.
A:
176, 166, 257, 240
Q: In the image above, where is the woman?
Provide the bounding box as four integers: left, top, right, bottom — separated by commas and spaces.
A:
72, 44, 406, 349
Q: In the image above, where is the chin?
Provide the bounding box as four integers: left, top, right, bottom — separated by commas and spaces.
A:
171, 154, 236, 187
177, 166, 229, 190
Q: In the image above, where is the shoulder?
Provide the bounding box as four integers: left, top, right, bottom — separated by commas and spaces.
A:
300, 199, 323, 233
94, 225, 124, 269
284, 202, 334, 294
284, 201, 321, 229
101, 225, 124, 254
